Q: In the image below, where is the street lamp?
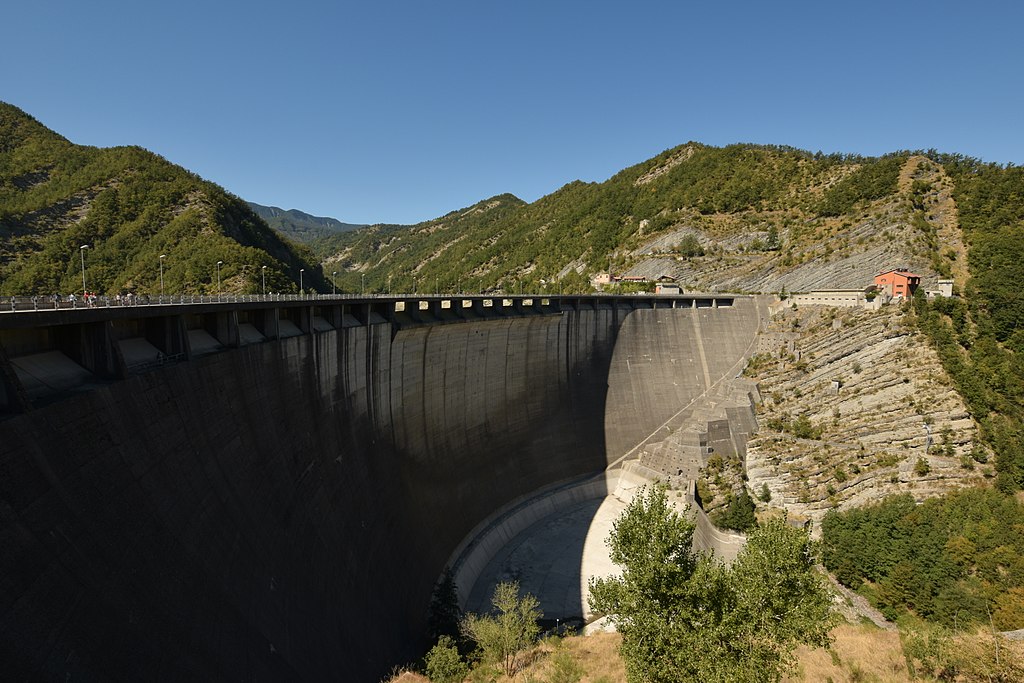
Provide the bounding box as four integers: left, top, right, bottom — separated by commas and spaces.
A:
261, 265, 267, 296
332, 271, 338, 296
388, 275, 392, 295
79, 245, 89, 294
361, 273, 365, 296
159, 254, 166, 296
299, 268, 305, 294
216, 260, 223, 299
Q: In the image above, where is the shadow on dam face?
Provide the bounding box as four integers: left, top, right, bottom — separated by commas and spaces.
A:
463, 496, 619, 627
0, 299, 763, 681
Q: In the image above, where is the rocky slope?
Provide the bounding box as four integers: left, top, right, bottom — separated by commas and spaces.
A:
741, 303, 987, 526
622, 156, 964, 295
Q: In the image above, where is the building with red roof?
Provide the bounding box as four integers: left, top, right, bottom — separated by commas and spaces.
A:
874, 269, 921, 298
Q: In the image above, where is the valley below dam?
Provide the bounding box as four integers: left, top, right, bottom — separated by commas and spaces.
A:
0, 296, 764, 681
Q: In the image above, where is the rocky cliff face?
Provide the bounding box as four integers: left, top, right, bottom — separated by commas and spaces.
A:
741, 303, 986, 526
622, 156, 965, 296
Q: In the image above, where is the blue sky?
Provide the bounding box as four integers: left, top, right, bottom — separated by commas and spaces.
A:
4, 1, 1022, 225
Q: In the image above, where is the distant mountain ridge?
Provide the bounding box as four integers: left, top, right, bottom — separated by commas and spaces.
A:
318, 144, 968, 297
247, 202, 365, 244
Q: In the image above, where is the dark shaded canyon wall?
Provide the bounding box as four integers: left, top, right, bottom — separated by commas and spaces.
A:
0, 301, 762, 682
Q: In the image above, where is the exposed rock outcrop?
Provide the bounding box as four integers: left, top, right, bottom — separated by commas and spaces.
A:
743, 304, 987, 527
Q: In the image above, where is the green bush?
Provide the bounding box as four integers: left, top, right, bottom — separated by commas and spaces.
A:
712, 489, 758, 531
546, 645, 584, 683
425, 636, 469, 683
461, 581, 541, 678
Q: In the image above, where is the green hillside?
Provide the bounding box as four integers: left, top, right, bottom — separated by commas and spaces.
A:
0, 102, 323, 296
911, 155, 1024, 492
320, 143, 925, 295
247, 202, 365, 246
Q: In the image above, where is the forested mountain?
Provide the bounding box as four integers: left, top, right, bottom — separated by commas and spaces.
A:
247, 202, 365, 246
321, 144, 968, 296
0, 102, 323, 296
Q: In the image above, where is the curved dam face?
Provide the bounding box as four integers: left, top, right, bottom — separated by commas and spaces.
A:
0, 297, 762, 681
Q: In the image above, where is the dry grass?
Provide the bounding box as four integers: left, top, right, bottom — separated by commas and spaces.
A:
385, 670, 429, 683
555, 631, 626, 682
485, 632, 626, 683
385, 625, 1023, 683
787, 623, 909, 682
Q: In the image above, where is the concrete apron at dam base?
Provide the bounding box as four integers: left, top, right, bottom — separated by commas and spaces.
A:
455, 461, 745, 631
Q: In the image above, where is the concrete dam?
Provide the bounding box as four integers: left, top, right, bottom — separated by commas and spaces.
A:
0, 294, 765, 681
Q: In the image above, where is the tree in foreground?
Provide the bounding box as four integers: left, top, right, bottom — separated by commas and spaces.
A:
427, 566, 463, 643
461, 580, 542, 677
424, 635, 469, 683
589, 484, 834, 683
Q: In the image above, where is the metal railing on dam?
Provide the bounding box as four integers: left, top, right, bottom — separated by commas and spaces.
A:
0, 293, 735, 414
1, 291, 733, 313
0, 292, 762, 682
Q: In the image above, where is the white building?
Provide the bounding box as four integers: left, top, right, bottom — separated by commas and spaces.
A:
785, 287, 884, 309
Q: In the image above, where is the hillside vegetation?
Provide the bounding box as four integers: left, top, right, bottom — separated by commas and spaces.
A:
247, 201, 365, 245
320, 144, 951, 295
0, 102, 322, 296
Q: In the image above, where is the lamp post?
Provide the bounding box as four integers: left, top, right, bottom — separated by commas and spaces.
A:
299, 268, 304, 294
361, 273, 365, 296
159, 254, 166, 296
79, 245, 89, 294
435, 276, 438, 295
216, 260, 223, 300
261, 265, 267, 296
332, 271, 338, 296
387, 275, 392, 295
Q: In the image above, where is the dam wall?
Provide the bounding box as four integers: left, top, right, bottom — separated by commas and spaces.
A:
0, 296, 763, 681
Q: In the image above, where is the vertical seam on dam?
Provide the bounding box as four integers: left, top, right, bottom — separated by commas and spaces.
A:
691, 310, 712, 389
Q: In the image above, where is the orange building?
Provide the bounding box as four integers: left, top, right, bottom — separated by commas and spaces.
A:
874, 269, 921, 298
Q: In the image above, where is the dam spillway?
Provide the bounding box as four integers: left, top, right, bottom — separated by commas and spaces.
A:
0, 295, 764, 681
